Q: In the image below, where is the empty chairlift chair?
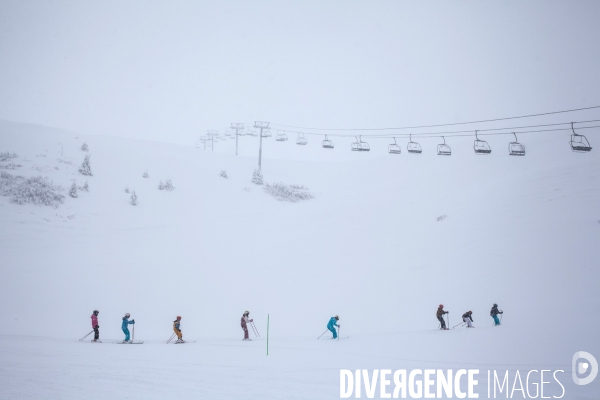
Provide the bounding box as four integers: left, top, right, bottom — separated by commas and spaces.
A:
296, 133, 308, 145
508, 132, 525, 156
388, 138, 401, 154
407, 135, 422, 154
261, 129, 272, 138
276, 130, 288, 141
322, 135, 334, 149
473, 131, 492, 154
437, 136, 451, 156
569, 122, 592, 152
351, 136, 370, 151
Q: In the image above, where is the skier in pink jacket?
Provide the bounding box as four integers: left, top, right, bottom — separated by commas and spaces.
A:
91, 310, 100, 342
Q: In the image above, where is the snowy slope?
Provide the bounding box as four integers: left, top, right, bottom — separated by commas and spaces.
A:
0, 119, 599, 399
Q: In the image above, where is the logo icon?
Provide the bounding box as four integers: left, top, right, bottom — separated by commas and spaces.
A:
572, 351, 598, 385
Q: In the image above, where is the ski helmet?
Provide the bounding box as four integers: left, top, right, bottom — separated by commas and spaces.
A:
493, 303, 498, 307
93, 310, 99, 315
244, 310, 249, 315
469, 311, 473, 314
335, 315, 339, 320
176, 316, 181, 320
125, 313, 130, 318
439, 304, 444, 308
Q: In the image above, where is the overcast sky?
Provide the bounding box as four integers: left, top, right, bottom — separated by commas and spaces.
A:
1, 1, 599, 145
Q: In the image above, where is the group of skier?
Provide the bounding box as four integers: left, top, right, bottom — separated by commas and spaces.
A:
436, 303, 503, 330
84, 305, 502, 343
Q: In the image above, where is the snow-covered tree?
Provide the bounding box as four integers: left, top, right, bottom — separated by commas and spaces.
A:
125, 186, 130, 193
81, 143, 89, 151
79, 154, 92, 176
159, 178, 174, 191
220, 170, 228, 179
130, 190, 138, 206
69, 182, 78, 198
79, 180, 89, 192
252, 169, 263, 185
143, 170, 149, 178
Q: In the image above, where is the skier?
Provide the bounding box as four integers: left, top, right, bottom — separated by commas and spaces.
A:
121, 313, 135, 342
241, 311, 253, 341
173, 316, 183, 343
327, 315, 340, 339
462, 310, 474, 328
437, 304, 449, 330
490, 304, 503, 326
91, 310, 100, 342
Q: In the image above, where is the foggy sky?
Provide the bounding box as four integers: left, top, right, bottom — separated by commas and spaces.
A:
1, 0, 599, 145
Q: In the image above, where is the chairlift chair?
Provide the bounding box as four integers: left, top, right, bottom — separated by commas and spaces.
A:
474, 131, 492, 154
261, 130, 272, 138
437, 136, 451, 156
296, 133, 308, 145
570, 123, 592, 152
276, 130, 288, 141
388, 138, 401, 154
407, 135, 422, 154
351, 136, 370, 151
322, 135, 334, 149
508, 133, 525, 156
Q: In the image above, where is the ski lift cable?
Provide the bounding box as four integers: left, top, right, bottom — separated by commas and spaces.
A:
278, 123, 600, 140
268, 105, 600, 132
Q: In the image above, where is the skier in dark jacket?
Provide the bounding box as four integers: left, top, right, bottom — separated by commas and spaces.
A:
436, 305, 449, 330
121, 313, 135, 342
462, 311, 474, 328
91, 310, 100, 342
241, 311, 253, 341
490, 304, 503, 326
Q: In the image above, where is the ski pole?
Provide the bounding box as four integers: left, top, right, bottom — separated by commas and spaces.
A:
132, 323, 135, 342
252, 321, 260, 337
167, 333, 176, 344
318, 329, 329, 339
338, 326, 340, 341
79, 330, 94, 341
452, 321, 465, 329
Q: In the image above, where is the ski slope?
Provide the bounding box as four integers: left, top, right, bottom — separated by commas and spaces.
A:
0, 119, 599, 399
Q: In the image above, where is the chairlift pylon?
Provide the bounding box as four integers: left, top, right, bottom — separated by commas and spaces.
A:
351, 136, 370, 152
322, 135, 334, 149
296, 132, 308, 145
474, 131, 492, 154
407, 134, 422, 154
437, 136, 451, 156
508, 132, 525, 156
388, 137, 401, 154
570, 122, 592, 152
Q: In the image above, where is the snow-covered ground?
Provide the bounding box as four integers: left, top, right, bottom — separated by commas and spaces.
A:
0, 119, 599, 399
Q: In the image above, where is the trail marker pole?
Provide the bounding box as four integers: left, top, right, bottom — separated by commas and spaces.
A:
266, 314, 270, 356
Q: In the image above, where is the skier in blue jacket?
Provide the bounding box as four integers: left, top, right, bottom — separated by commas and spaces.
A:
327, 315, 340, 339
122, 313, 135, 342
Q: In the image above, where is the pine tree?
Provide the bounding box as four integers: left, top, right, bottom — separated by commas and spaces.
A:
252, 169, 263, 185
130, 190, 138, 206
125, 186, 130, 193
81, 143, 89, 151
69, 182, 78, 198
79, 154, 92, 176
143, 170, 149, 178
